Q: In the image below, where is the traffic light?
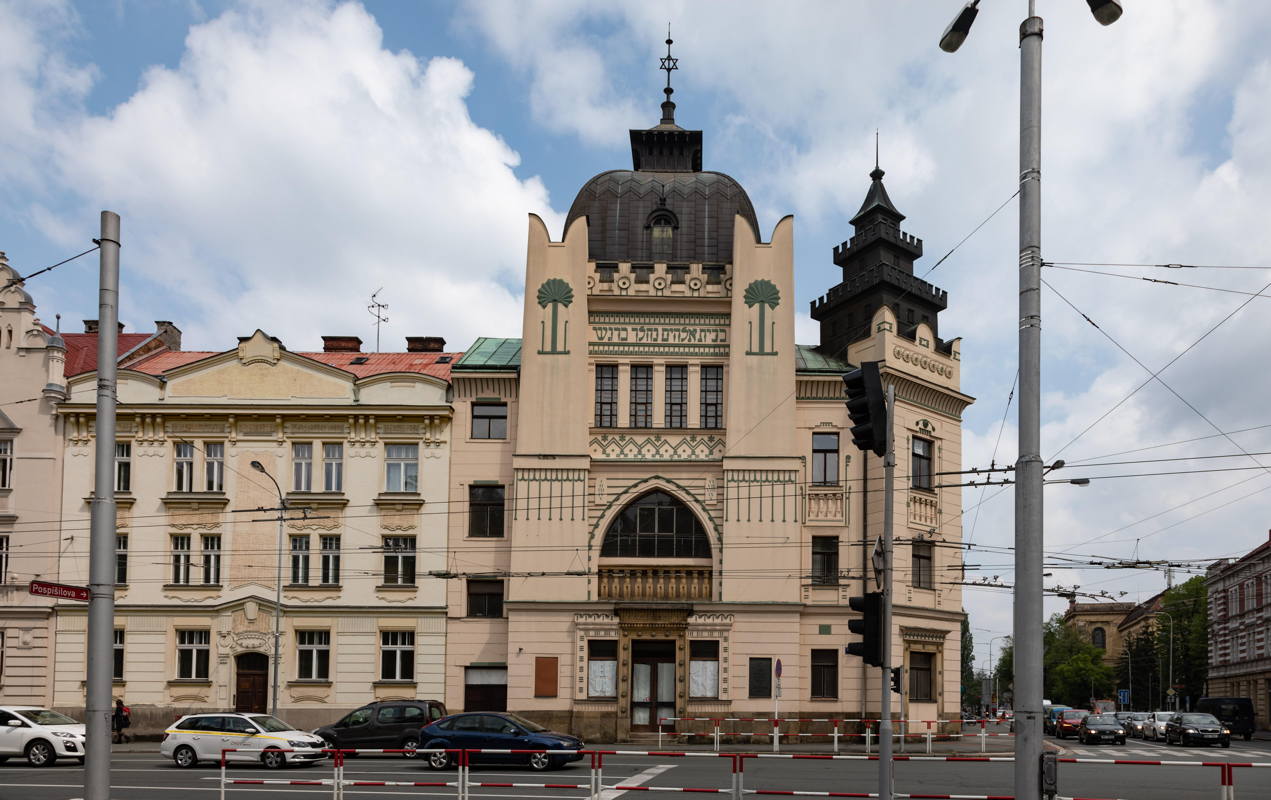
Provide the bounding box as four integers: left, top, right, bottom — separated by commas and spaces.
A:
842, 361, 887, 457
890, 665, 904, 694
846, 591, 883, 666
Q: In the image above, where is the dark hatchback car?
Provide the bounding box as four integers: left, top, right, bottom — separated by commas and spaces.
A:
1077, 714, 1126, 745
1164, 713, 1230, 748
315, 700, 447, 756
419, 712, 584, 771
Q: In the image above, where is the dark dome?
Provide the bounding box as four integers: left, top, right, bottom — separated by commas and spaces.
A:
565, 169, 760, 264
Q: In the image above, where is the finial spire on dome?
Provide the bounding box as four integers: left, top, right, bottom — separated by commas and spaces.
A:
851, 134, 905, 226
659, 24, 679, 125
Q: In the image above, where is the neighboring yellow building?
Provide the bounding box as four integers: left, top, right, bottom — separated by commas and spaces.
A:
51, 331, 456, 731
1062, 599, 1136, 666
443, 76, 972, 739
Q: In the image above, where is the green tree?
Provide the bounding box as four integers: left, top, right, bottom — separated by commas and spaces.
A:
961, 617, 981, 710
1161, 576, 1208, 709
1038, 613, 1115, 707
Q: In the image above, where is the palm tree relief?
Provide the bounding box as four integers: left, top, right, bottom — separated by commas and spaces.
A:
744, 279, 780, 355
537, 278, 574, 354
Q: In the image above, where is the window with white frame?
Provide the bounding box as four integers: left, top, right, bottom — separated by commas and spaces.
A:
384, 444, 418, 492
689, 640, 720, 698
0, 439, 12, 488
292, 443, 313, 491
320, 535, 341, 585
201, 534, 221, 584
115, 534, 128, 584
113, 630, 125, 681
174, 442, 194, 491
297, 630, 330, 680
204, 442, 224, 491
114, 443, 131, 492
290, 535, 310, 585
382, 536, 416, 585
380, 631, 414, 681
171, 535, 192, 584
323, 444, 343, 492
176, 630, 210, 680
587, 639, 617, 698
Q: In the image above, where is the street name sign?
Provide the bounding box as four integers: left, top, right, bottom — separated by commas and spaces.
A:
29, 580, 90, 602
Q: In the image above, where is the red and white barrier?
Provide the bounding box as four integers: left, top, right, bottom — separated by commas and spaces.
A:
658, 717, 1005, 753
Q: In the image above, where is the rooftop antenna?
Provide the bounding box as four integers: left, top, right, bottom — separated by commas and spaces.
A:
55, 313, 61, 333
368, 288, 388, 353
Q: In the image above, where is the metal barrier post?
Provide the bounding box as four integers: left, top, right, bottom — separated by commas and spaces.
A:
714, 719, 722, 752
925, 731, 932, 754
658, 720, 665, 749
732, 754, 747, 800
460, 749, 469, 800
333, 750, 343, 800
220, 751, 227, 800
865, 723, 873, 754
979, 727, 987, 752
772, 718, 780, 753
1221, 762, 1233, 800
899, 718, 906, 753
832, 720, 840, 754
590, 750, 602, 800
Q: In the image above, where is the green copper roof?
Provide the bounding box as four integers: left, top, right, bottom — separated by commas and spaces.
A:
795, 344, 853, 374
453, 337, 522, 371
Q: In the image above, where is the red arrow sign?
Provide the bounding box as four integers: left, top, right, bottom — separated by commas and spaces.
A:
29, 580, 90, 602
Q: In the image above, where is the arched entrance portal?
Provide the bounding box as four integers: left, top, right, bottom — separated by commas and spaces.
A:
234, 652, 269, 713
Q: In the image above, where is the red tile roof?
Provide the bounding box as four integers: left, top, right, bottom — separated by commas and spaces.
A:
62, 332, 155, 377
123, 349, 460, 382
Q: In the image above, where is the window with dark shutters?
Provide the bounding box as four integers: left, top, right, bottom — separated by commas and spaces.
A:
534, 657, 558, 697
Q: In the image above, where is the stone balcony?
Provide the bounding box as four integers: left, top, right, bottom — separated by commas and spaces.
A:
597, 566, 712, 602
805, 487, 845, 525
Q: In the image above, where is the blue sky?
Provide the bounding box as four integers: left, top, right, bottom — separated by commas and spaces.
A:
5, 0, 1271, 666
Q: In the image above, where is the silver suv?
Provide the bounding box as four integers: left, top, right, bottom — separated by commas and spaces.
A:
161, 712, 326, 768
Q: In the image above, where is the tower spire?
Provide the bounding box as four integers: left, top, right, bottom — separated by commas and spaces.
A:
659, 24, 679, 125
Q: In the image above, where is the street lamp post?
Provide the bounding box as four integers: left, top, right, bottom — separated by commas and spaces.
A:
939, 3, 1122, 797
988, 635, 1006, 714
1152, 611, 1175, 711
251, 460, 286, 717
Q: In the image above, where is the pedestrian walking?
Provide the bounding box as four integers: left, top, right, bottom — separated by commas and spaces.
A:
112, 698, 131, 744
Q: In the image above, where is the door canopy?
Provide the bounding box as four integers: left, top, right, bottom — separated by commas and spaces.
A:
601, 490, 711, 558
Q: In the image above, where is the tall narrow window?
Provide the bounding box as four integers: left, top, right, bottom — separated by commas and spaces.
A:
171, 535, 192, 585
1091, 627, 1107, 650
588, 640, 617, 698
595, 365, 618, 427
700, 366, 724, 428
380, 631, 414, 681
384, 444, 419, 492
382, 536, 416, 585
912, 542, 934, 589
909, 652, 935, 701
115, 534, 128, 584
297, 631, 330, 681
201, 534, 221, 584
665, 365, 687, 428
689, 640, 720, 699
748, 657, 773, 699
469, 485, 505, 538
811, 536, 839, 585
320, 535, 341, 585
471, 404, 508, 439
204, 442, 224, 491
0, 440, 12, 488
323, 443, 343, 491
114, 443, 131, 492
174, 442, 194, 491
651, 216, 674, 262
810, 649, 838, 699
911, 437, 934, 490
113, 630, 125, 681
176, 630, 210, 680
811, 433, 839, 485
630, 366, 653, 428
467, 579, 504, 618
290, 535, 311, 585
293, 443, 313, 491
0, 536, 8, 584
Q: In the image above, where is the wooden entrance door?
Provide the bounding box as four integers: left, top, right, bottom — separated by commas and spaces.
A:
630, 640, 676, 731
234, 652, 269, 713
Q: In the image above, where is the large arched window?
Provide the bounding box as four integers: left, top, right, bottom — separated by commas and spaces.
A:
646, 206, 678, 263
1091, 627, 1106, 650
601, 491, 710, 559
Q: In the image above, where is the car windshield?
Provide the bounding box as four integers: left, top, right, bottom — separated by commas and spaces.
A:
1155, 712, 1173, 721
1087, 715, 1117, 724
1062, 711, 1087, 719
15, 709, 79, 726
500, 713, 547, 733
249, 715, 295, 733
1180, 714, 1220, 725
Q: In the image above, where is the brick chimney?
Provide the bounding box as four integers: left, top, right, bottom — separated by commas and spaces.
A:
154, 320, 182, 351
406, 336, 446, 353
83, 320, 125, 333
322, 335, 363, 353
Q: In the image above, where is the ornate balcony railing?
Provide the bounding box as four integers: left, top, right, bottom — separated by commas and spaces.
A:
598, 567, 712, 602
909, 493, 939, 527
805, 487, 845, 524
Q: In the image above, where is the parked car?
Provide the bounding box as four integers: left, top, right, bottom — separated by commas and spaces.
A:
1043, 705, 1072, 736
0, 706, 86, 767
1144, 711, 1173, 741
1195, 697, 1255, 741
1055, 709, 1089, 739
1077, 714, 1126, 745
314, 700, 447, 757
161, 712, 327, 768
1125, 712, 1152, 739
1163, 713, 1230, 748
419, 712, 583, 771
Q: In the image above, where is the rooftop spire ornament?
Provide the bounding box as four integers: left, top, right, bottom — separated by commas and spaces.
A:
659, 24, 679, 125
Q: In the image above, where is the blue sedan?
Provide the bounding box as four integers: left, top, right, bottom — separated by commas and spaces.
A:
419, 712, 584, 771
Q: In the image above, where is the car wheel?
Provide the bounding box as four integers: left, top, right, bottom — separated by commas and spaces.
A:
528, 752, 553, 771
427, 750, 454, 771
25, 740, 57, 768
173, 745, 198, 768
261, 749, 286, 770
0, 756, 8, 763
1244, 733, 1253, 742
1223, 741, 1231, 749
1118, 738, 1125, 745
400, 736, 420, 758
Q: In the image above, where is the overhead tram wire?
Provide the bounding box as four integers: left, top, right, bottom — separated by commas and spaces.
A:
1, 244, 101, 289
1064, 422, 1271, 466
1043, 264, 1271, 299
1047, 260, 1271, 271
967, 370, 1016, 548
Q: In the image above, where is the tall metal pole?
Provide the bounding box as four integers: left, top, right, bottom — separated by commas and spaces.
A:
1154, 611, 1174, 711
1015, 2, 1044, 797
878, 383, 896, 800
85, 211, 120, 800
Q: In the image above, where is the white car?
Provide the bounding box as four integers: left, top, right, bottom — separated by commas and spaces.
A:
1146, 711, 1173, 741
0, 706, 87, 767
161, 712, 327, 769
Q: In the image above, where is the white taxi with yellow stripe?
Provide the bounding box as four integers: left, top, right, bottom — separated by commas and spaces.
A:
161, 712, 327, 768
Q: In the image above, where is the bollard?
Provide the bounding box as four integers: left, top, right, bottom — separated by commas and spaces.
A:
220, 751, 227, 800
1221, 762, 1233, 800
772, 718, 780, 753
899, 718, 906, 753
865, 724, 873, 754
832, 719, 841, 754
714, 719, 722, 752
732, 753, 747, 800
590, 750, 602, 800
658, 720, 665, 749
925, 731, 933, 754
979, 728, 987, 753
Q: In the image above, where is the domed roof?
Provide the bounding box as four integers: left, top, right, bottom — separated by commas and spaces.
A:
565, 168, 759, 265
